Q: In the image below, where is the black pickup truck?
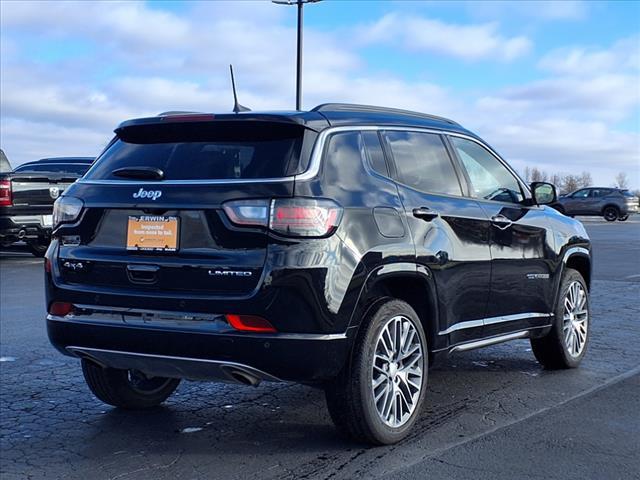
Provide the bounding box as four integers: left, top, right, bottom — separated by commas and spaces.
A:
0, 153, 93, 256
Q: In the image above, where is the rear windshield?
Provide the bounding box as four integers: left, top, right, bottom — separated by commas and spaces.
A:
85, 121, 307, 181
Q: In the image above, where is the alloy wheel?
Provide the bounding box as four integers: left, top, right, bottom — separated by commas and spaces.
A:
562, 281, 589, 357
371, 315, 424, 428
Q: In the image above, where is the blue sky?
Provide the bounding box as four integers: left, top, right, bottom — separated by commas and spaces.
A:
1, 0, 639, 187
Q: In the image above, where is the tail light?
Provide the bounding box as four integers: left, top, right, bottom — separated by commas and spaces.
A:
49, 302, 73, 316
225, 314, 276, 333
223, 198, 342, 238
52, 196, 84, 228
0, 179, 12, 207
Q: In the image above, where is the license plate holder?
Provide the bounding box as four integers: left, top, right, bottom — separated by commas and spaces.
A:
126, 215, 179, 252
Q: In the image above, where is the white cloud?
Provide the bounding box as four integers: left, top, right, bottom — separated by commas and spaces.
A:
0, 1, 638, 188
357, 13, 532, 61
538, 35, 640, 75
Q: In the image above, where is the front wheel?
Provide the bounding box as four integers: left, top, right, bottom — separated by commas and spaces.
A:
530, 268, 590, 369
603, 206, 619, 222
81, 359, 180, 409
325, 299, 428, 445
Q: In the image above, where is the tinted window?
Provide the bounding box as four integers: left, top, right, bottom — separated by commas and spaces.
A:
85, 122, 304, 181
450, 137, 523, 203
572, 189, 590, 198
590, 188, 612, 198
362, 131, 388, 177
385, 131, 461, 195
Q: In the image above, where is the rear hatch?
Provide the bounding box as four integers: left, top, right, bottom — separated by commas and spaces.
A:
9, 173, 79, 213
55, 118, 315, 299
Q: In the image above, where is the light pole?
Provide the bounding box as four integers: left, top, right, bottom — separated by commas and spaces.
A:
272, 0, 321, 111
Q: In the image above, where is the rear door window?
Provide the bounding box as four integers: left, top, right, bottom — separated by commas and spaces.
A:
383, 131, 462, 195
85, 121, 307, 181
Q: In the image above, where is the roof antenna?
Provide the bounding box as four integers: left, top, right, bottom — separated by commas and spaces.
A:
230, 64, 251, 113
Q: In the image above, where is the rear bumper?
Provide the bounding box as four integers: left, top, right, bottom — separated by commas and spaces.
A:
0, 214, 51, 242
47, 313, 352, 383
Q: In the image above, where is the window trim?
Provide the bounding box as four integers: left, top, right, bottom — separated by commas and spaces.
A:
77, 124, 528, 192
380, 130, 466, 198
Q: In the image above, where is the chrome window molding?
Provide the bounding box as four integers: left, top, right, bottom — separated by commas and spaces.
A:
77, 124, 518, 189
438, 312, 553, 336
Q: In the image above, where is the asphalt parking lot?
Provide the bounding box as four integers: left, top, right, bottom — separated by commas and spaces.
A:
1, 218, 639, 480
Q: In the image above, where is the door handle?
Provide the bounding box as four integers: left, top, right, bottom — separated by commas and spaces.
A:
413, 207, 439, 221
491, 214, 513, 230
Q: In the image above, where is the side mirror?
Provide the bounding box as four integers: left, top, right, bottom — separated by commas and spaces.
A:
531, 182, 557, 205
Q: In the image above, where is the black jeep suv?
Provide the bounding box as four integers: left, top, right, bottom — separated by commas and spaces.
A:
46, 104, 592, 444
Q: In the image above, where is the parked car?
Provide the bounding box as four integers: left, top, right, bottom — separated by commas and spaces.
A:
554, 187, 639, 221
14, 157, 94, 177
0, 157, 93, 256
0, 149, 11, 173
45, 105, 592, 445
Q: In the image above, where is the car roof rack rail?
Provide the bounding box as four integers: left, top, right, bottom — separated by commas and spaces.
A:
157, 111, 204, 117
311, 103, 460, 126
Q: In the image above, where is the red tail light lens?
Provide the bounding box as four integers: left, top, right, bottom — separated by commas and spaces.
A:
223, 198, 343, 238
49, 302, 73, 316
270, 198, 342, 237
0, 180, 12, 207
225, 314, 277, 333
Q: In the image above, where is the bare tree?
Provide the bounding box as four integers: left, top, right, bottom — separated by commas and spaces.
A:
561, 174, 581, 194
614, 172, 629, 189
578, 171, 592, 188
550, 173, 562, 189
530, 167, 548, 183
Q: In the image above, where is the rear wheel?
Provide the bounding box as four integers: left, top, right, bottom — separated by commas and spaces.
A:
81, 359, 180, 409
26, 240, 48, 257
531, 268, 590, 369
603, 206, 619, 222
325, 299, 428, 445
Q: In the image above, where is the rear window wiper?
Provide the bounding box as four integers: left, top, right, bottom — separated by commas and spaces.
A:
112, 167, 164, 180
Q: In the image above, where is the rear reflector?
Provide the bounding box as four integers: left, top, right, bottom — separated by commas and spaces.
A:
44, 258, 52, 273
225, 314, 276, 333
0, 179, 12, 207
49, 302, 73, 316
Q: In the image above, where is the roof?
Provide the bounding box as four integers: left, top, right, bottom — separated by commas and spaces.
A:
116, 103, 472, 136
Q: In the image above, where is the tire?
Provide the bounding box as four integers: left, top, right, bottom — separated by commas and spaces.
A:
530, 268, 590, 369
618, 214, 629, 222
325, 298, 428, 445
603, 206, 619, 222
81, 359, 180, 409
26, 241, 48, 257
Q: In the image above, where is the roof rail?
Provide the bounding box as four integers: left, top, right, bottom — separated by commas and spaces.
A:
311, 103, 460, 126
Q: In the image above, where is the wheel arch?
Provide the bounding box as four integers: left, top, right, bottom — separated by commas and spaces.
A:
348, 263, 439, 359
563, 247, 591, 291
